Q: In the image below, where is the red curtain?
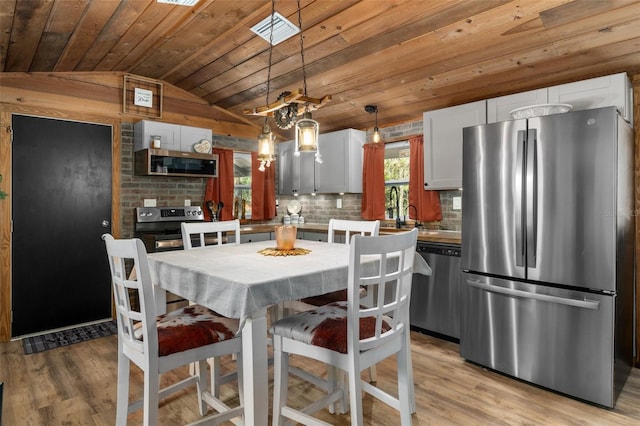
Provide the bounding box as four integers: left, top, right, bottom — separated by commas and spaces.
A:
251, 152, 276, 220
361, 143, 386, 220
409, 135, 442, 222
203, 148, 235, 221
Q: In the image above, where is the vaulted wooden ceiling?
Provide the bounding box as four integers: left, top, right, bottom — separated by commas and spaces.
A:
1, 0, 639, 137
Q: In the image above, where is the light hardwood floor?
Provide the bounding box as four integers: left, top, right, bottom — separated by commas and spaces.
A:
1, 330, 639, 425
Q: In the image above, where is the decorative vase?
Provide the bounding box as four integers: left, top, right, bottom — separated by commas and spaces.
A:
275, 225, 297, 250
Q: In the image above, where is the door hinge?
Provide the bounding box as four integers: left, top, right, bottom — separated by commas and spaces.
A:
6, 126, 13, 143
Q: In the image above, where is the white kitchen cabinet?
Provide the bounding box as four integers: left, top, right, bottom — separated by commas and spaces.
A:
315, 129, 365, 193
423, 100, 486, 190
298, 231, 328, 242
134, 120, 212, 152
548, 72, 632, 123
180, 125, 213, 152
239, 232, 272, 243
487, 73, 632, 124
278, 129, 364, 195
487, 89, 548, 123
278, 140, 315, 195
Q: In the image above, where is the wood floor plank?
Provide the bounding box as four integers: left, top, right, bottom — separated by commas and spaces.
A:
1, 331, 639, 425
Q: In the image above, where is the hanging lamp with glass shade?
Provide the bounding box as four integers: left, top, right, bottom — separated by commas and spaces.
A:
255, 0, 278, 172
243, 0, 331, 165
257, 120, 276, 171
365, 104, 383, 143
293, 0, 322, 163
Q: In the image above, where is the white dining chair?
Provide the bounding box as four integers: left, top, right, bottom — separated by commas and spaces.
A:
285, 219, 381, 384
181, 219, 241, 249
271, 228, 418, 426
181, 220, 241, 397
102, 234, 244, 426
287, 219, 380, 310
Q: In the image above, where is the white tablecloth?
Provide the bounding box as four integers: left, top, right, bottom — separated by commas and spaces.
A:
147, 239, 431, 325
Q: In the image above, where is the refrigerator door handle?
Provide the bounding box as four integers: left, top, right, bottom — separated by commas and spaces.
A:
515, 130, 526, 267
467, 279, 600, 310
526, 129, 538, 267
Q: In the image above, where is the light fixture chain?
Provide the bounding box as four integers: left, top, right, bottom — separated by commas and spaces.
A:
297, 0, 308, 97
265, 0, 276, 109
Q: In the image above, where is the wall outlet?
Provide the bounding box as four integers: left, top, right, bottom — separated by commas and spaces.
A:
453, 196, 462, 210
144, 198, 157, 207
184, 199, 191, 206
336, 198, 343, 209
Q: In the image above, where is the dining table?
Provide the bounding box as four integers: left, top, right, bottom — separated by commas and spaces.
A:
146, 237, 431, 425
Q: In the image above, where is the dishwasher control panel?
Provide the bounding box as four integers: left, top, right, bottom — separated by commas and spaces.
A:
417, 243, 461, 257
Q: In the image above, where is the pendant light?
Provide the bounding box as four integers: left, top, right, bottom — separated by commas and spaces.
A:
365, 104, 382, 143
256, 0, 277, 172
293, 0, 322, 164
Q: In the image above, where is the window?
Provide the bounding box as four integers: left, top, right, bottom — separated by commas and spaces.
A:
233, 152, 252, 219
384, 141, 410, 221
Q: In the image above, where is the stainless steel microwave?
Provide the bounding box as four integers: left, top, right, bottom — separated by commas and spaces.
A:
135, 149, 218, 178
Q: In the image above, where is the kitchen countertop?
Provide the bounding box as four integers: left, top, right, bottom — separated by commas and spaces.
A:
239, 223, 461, 245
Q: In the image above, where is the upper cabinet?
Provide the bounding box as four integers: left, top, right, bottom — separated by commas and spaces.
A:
547, 73, 632, 123
278, 129, 365, 195
134, 120, 212, 152
426, 73, 633, 191
423, 100, 486, 190
316, 129, 365, 194
487, 73, 632, 123
487, 89, 548, 123
278, 140, 315, 195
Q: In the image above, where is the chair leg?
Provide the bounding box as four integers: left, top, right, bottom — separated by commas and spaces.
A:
368, 365, 377, 383
405, 329, 416, 413
208, 356, 222, 397
272, 336, 288, 426
142, 369, 160, 426
398, 337, 412, 425
347, 358, 364, 426
196, 360, 209, 416
116, 352, 130, 425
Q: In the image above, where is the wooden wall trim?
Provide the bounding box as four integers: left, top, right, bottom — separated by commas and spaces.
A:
0, 110, 11, 342
0, 72, 261, 139
0, 104, 121, 342
632, 73, 640, 366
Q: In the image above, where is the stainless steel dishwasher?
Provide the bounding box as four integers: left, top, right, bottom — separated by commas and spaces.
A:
410, 241, 461, 340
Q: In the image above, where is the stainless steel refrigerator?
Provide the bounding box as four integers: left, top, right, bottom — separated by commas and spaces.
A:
460, 106, 634, 408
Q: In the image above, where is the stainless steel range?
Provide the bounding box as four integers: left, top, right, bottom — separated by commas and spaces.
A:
134, 206, 205, 311
134, 206, 204, 252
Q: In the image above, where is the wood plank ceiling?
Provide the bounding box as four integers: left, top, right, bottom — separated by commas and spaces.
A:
1, 0, 639, 138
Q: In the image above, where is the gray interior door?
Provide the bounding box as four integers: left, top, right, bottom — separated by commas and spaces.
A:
11, 115, 112, 337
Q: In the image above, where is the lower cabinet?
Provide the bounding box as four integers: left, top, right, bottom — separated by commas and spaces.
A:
297, 231, 328, 242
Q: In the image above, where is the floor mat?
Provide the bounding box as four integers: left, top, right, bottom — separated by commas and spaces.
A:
22, 320, 118, 354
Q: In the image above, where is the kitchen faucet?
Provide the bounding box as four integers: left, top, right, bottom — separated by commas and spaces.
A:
408, 204, 421, 228
389, 186, 403, 229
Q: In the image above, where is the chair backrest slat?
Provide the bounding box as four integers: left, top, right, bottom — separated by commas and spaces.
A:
181, 220, 241, 249
328, 218, 380, 244
103, 234, 158, 359
347, 229, 418, 353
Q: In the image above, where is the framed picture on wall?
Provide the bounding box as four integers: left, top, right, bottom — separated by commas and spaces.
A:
123, 75, 163, 118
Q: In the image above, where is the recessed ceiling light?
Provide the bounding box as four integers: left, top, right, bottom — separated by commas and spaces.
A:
157, 0, 200, 6
251, 12, 300, 46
